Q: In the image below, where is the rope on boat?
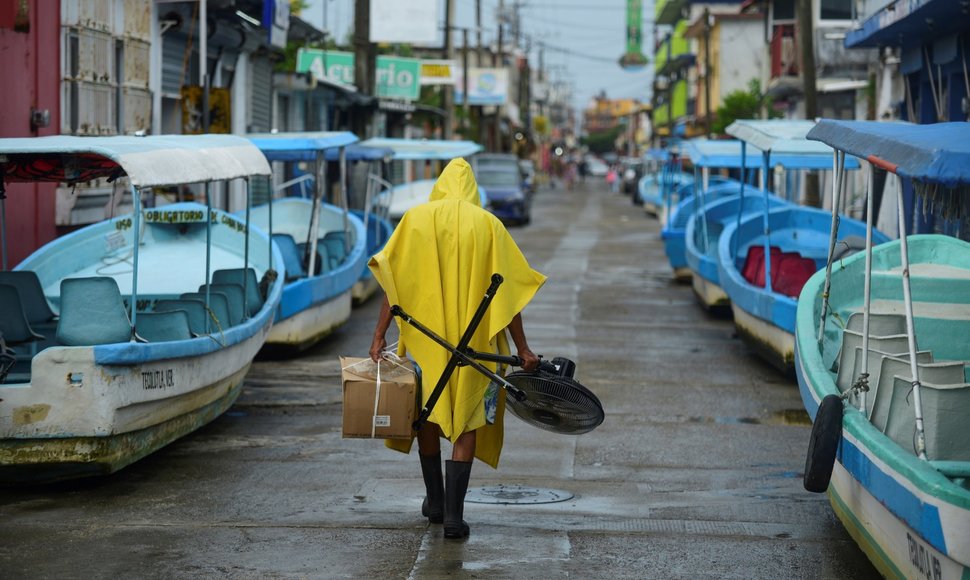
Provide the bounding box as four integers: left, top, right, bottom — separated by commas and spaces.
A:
0, 335, 15, 384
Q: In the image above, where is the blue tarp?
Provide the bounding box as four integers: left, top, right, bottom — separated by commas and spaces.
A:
807, 120, 970, 187
726, 120, 860, 170
845, 0, 965, 49
682, 139, 763, 169
246, 131, 360, 162
358, 138, 483, 160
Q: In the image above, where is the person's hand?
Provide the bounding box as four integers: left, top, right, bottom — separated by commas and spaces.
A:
370, 335, 387, 362
517, 347, 539, 372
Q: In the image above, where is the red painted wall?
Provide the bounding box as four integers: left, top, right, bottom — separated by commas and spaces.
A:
0, 0, 59, 268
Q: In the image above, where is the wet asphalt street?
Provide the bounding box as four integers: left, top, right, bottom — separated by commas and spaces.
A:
0, 179, 879, 579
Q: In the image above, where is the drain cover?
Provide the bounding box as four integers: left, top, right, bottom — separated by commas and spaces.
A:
465, 484, 574, 505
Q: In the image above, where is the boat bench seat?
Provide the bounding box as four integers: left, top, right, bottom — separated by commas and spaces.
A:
179, 292, 232, 332
56, 277, 133, 346
0, 271, 57, 332
272, 233, 307, 282
871, 357, 964, 431
837, 346, 933, 398
199, 284, 245, 325
154, 299, 208, 336
296, 242, 330, 276
321, 231, 348, 269
212, 268, 263, 317
885, 375, 970, 462
0, 284, 46, 346
741, 245, 817, 298
136, 310, 193, 343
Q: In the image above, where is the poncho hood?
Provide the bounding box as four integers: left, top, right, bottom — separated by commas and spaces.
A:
429, 157, 481, 205
368, 158, 545, 468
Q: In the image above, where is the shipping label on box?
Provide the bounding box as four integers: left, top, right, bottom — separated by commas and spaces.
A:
340, 356, 417, 439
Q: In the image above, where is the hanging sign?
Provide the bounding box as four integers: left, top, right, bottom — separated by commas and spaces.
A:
619, 0, 648, 70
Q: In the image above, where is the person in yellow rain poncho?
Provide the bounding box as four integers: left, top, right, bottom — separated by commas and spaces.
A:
369, 157, 545, 540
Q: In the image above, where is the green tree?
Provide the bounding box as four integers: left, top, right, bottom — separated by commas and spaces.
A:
711, 79, 780, 135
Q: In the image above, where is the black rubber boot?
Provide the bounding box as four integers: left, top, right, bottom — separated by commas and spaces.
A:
419, 452, 444, 524
443, 460, 472, 539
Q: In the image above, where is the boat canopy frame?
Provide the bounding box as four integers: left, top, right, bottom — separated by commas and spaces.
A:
807, 119, 970, 462
247, 131, 362, 277
725, 120, 860, 294
0, 134, 273, 334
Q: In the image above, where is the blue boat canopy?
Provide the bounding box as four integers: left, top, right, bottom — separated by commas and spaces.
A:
0, 134, 271, 187
845, 0, 966, 49
324, 144, 393, 162
807, 120, 970, 187
643, 148, 669, 162
358, 138, 483, 160
246, 131, 360, 162
682, 139, 764, 169
726, 120, 859, 169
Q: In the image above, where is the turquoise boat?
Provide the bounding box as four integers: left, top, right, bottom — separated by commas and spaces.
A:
797, 120, 970, 579
245, 132, 368, 352
718, 120, 881, 374
0, 135, 283, 483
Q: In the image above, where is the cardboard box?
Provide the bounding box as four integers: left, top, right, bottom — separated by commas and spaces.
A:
340, 356, 418, 439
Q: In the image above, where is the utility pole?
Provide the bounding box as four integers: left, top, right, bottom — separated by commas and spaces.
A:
462, 28, 470, 132
798, 0, 820, 206
353, 0, 376, 137
703, 8, 712, 138
443, 0, 455, 139
497, 0, 504, 67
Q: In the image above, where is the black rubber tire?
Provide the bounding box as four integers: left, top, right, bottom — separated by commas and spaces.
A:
804, 394, 844, 493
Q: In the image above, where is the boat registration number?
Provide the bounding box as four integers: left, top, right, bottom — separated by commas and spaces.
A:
907, 532, 942, 580
142, 369, 175, 390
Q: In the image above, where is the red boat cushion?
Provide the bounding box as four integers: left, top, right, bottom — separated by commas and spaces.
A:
741, 245, 816, 297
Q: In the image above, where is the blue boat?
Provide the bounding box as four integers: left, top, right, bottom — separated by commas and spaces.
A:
359, 138, 485, 221
0, 135, 283, 483
246, 132, 368, 352
661, 139, 758, 282
718, 120, 883, 374
797, 120, 970, 578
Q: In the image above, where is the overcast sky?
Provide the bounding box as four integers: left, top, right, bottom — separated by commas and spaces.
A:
299, 0, 655, 112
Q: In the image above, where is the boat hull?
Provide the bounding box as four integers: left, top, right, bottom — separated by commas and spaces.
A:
718, 205, 883, 374
245, 199, 368, 353
691, 273, 729, 310
1, 202, 284, 483
795, 235, 970, 577
266, 291, 351, 350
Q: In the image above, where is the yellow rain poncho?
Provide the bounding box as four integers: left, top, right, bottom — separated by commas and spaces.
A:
368, 157, 546, 468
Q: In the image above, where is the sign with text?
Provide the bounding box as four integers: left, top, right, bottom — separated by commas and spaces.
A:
370, 0, 439, 45
420, 60, 457, 86
454, 68, 509, 106
296, 49, 422, 101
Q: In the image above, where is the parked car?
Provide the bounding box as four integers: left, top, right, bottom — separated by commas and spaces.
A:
585, 156, 609, 177
518, 159, 536, 194
475, 166, 531, 225
619, 157, 644, 196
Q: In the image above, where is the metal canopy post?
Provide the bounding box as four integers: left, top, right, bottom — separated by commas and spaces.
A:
896, 178, 928, 460
243, 177, 251, 282
817, 150, 846, 349
858, 162, 877, 413
306, 150, 325, 278
339, 146, 350, 256
732, 141, 747, 259
204, 182, 213, 334
130, 185, 142, 330
761, 151, 773, 292
698, 167, 710, 254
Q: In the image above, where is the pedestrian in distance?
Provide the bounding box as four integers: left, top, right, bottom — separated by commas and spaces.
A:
606, 164, 619, 194
369, 157, 546, 540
